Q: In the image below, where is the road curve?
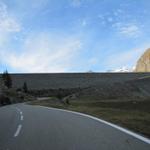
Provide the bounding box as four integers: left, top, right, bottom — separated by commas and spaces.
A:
0, 104, 150, 150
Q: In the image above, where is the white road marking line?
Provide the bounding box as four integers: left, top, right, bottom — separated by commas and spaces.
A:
15, 107, 21, 112
20, 115, 24, 121
37, 106, 150, 145
14, 124, 22, 137
15, 107, 23, 119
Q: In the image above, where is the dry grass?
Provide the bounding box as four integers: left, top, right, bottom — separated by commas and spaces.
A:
29, 99, 150, 138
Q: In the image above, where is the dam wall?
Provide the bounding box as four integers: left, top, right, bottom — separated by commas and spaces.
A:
0, 73, 150, 90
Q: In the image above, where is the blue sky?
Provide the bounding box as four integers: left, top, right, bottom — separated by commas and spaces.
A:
0, 0, 150, 73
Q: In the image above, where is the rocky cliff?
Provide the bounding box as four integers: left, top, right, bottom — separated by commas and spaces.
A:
135, 48, 150, 72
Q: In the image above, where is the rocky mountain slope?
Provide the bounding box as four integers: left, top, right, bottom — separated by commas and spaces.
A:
135, 48, 150, 72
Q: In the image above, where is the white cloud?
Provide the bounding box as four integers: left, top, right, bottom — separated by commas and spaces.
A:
0, 17, 21, 32
113, 22, 141, 38
0, 32, 82, 73
70, 0, 82, 7
81, 19, 87, 27
98, 14, 104, 19
108, 66, 132, 72
0, 2, 21, 32
105, 45, 150, 70
0, 2, 7, 17
98, 14, 114, 25
12, 0, 49, 10
113, 9, 123, 17
0, 2, 21, 48
88, 58, 98, 65
107, 17, 113, 22
119, 24, 140, 37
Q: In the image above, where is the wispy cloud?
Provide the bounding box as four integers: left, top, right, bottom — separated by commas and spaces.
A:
88, 57, 98, 65
0, 2, 21, 48
107, 17, 113, 22
113, 9, 123, 17
81, 19, 87, 27
113, 22, 141, 38
0, 2, 21, 32
119, 24, 140, 37
105, 45, 150, 70
0, 32, 82, 72
0, 0, 149, 73
70, 0, 82, 7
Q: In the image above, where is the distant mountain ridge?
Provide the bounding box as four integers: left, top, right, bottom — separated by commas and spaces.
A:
107, 67, 133, 72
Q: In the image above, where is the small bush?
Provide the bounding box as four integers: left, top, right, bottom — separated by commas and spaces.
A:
0, 94, 11, 106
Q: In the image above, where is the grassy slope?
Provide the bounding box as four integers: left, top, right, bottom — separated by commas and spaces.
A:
29, 99, 150, 138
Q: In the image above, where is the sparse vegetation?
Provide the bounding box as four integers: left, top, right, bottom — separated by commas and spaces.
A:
23, 81, 28, 93
2, 70, 12, 89
0, 94, 11, 106
0, 71, 35, 106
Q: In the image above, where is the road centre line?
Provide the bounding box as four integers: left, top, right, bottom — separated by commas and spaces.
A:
14, 124, 22, 137
20, 115, 23, 121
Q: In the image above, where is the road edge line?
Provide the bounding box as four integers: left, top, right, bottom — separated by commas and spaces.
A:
36, 105, 150, 144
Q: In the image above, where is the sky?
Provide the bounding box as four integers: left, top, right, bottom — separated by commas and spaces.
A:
0, 0, 150, 73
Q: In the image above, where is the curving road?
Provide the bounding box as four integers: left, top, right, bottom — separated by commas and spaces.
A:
0, 104, 150, 150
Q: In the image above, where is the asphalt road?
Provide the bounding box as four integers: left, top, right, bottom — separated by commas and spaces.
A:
0, 104, 150, 150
